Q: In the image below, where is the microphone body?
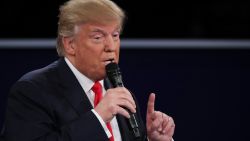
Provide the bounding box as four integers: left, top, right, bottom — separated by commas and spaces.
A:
106, 63, 141, 138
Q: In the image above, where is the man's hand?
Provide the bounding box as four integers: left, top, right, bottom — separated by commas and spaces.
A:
146, 93, 175, 141
94, 87, 136, 123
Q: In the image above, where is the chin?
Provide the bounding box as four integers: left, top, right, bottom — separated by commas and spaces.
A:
94, 72, 106, 81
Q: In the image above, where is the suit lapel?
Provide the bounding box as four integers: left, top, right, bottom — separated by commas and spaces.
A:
56, 58, 93, 115
55, 59, 145, 140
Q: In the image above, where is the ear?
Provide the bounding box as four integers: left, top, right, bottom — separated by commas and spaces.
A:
62, 36, 76, 56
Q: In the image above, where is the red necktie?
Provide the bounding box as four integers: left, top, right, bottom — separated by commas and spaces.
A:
92, 81, 115, 141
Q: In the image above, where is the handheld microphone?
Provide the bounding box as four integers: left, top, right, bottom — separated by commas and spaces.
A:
105, 62, 141, 138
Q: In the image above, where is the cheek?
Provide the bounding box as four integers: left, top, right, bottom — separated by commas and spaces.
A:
116, 50, 120, 58
115, 44, 120, 60
76, 48, 87, 60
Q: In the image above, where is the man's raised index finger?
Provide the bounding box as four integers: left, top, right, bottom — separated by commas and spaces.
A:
147, 93, 155, 114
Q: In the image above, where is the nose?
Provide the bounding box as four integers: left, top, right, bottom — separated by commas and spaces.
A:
104, 35, 116, 52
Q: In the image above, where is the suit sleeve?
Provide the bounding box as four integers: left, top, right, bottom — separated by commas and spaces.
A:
3, 81, 108, 141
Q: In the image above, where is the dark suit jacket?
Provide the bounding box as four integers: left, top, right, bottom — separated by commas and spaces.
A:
2, 58, 146, 141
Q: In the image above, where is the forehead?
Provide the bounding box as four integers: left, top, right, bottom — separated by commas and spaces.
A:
78, 21, 121, 33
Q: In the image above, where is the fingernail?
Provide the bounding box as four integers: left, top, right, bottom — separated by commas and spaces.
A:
133, 108, 136, 113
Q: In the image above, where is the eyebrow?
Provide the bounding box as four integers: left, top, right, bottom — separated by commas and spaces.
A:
91, 27, 121, 35
91, 29, 106, 35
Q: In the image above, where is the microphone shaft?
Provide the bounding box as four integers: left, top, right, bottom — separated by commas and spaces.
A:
106, 63, 141, 138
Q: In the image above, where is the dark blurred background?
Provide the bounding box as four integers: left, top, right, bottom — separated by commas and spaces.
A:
0, 1, 250, 141
0, 0, 250, 38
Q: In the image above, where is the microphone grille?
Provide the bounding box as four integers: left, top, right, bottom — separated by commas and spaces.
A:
105, 62, 123, 87
105, 62, 119, 72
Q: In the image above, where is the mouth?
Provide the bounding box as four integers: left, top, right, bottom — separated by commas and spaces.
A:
103, 58, 115, 65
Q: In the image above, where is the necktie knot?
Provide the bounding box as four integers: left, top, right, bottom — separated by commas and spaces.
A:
92, 81, 102, 94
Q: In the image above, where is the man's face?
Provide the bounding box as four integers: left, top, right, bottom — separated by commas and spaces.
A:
72, 21, 121, 81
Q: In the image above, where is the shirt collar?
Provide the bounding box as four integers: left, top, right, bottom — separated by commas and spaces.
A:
64, 57, 104, 93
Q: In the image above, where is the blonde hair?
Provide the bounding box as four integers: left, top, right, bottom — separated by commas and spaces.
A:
56, 0, 125, 56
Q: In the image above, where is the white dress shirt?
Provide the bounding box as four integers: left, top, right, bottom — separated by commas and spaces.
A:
65, 57, 122, 141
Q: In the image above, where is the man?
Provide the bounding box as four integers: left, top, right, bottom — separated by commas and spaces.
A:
2, 0, 175, 141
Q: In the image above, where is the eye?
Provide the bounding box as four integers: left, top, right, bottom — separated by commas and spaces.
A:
113, 32, 120, 40
92, 34, 104, 43
94, 34, 103, 39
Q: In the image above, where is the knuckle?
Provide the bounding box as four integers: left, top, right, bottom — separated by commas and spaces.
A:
120, 100, 126, 106
125, 100, 131, 106
118, 87, 124, 91
119, 107, 126, 115
105, 90, 112, 96
120, 87, 126, 91
169, 116, 173, 122
172, 123, 175, 127
122, 100, 128, 105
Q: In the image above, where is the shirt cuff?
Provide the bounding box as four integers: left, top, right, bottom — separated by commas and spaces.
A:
91, 109, 112, 138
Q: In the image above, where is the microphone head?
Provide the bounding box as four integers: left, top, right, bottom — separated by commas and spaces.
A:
105, 62, 119, 72
105, 62, 123, 87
